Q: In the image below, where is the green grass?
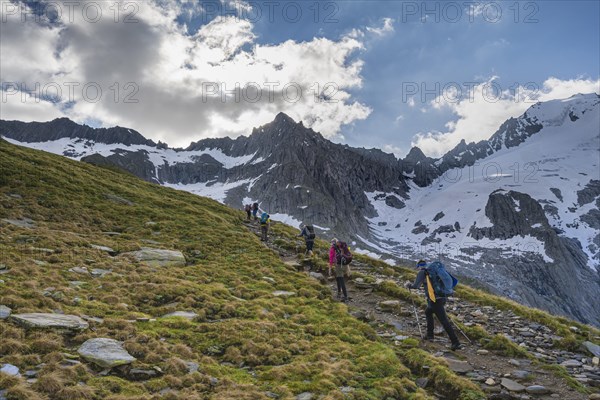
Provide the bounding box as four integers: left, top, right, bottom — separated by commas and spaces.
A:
0, 140, 435, 399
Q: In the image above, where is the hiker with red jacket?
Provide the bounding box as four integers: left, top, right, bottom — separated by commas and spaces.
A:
405, 259, 462, 350
329, 238, 352, 302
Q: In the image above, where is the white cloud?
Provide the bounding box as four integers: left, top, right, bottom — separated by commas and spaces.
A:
411, 76, 600, 157
366, 18, 395, 37
382, 144, 404, 157
0, 0, 373, 147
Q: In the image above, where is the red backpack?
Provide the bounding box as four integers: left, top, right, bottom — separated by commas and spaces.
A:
335, 242, 353, 265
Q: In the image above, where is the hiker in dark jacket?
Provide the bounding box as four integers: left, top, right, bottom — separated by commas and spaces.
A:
405, 259, 461, 350
328, 239, 348, 302
298, 224, 315, 256
244, 204, 252, 220
259, 212, 270, 241
252, 203, 259, 220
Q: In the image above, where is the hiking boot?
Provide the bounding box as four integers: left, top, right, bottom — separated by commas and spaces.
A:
450, 342, 463, 351
424, 335, 434, 341
336, 292, 341, 300
341, 297, 348, 303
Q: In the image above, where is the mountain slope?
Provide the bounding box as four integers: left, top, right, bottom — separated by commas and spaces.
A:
0, 139, 427, 399
1, 94, 599, 327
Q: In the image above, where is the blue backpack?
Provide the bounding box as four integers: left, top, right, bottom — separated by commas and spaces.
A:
426, 261, 458, 297
259, 213, 270, 225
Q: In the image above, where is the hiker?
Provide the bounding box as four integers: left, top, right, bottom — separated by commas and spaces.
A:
259, 212, 270, 241
405, 260, 462, 350
298, 224, 316, 256
244, 204, 252, 220
329, 239, 352, 302
252, 202, 259, 220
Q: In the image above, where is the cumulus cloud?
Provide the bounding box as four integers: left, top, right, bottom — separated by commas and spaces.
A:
0, 0, 374, 147
411, 76, 600, 157
366, 18, 395, 36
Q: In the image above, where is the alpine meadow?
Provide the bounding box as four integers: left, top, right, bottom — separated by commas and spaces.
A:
1, 1, 599, 400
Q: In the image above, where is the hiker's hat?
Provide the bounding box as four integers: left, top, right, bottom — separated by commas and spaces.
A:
416, 259, 427, 268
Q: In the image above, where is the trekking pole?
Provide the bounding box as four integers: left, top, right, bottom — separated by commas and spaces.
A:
449, 315, 472, 344
408, 289, 424, 339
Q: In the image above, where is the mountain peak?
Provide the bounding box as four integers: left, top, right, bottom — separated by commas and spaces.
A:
274, 112, 297, 125
404, 146, 427, 162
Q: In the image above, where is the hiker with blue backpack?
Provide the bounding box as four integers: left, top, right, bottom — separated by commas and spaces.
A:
405, 259, 462, 350
259, 212, 271, 241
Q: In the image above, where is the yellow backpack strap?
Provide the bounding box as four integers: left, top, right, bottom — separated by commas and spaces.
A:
426, 275, 436, 303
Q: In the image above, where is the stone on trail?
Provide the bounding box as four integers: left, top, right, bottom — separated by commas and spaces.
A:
526, 385, 551, 395
445, 358, 473, 374
78, 338, 136, 368
561, 359, 582, 368
501, 378, 526, 392
69, 266, 89, 275
379, 300, 401, 310
91, 244, 117, 255
296, 393, 313, 400
123, 248, 186, 267
485, 378, 496, 386
10, 313, 89, 331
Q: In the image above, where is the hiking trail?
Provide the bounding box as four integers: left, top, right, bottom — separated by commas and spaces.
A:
243, 220, 600, 400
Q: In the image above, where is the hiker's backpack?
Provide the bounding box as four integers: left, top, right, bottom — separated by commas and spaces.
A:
335, 242, 353, 265
426, 261, 458, 297
253, 202, 259, 210
245, 204, 251, 212
306, 225, 316, 240
259, 213, 270, 225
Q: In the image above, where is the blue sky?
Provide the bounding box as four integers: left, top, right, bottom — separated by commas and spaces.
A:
1, 0, 599, 156
246, 0, 600, 153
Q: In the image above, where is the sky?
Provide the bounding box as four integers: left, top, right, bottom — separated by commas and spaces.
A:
1, 0, 599, 157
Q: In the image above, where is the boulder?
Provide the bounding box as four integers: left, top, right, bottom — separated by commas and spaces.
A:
91, 244, 117, 255
379, 300, 401, 310
10, 313, 89, 331
123, 248, 186, 267
0, 364, 20, 376
0, 305, 11, 320
78, 338, 136, 368
582, 341, 600, 357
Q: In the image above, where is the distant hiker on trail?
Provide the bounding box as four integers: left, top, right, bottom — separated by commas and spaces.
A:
244, 204, 252, 220
252, 202, 259, 220
329, 239, 352, 302
405, 259, 462, 351
259, 212, 271, 241
298, 224, 316, 256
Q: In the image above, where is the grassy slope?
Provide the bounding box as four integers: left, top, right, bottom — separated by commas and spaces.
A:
0, 140, 431, 400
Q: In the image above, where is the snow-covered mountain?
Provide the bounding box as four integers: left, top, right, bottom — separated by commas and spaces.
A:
2, 93, 599, 326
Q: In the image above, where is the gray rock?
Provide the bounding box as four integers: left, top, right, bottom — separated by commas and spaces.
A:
1, 218, 35, 228
415, 377, 429, 388
69, 266, 89, 275
582, 341, 600, 357
90, 268, 111, 277
10, 313, 89, 331
162, 311, 198, 320
0, 305, 11, 319
525, 385, 551, 395
379, 300, 401, 310
78, 338, 136, 368
512, 370, 532, 380
91, 244, 117, 255
308, 272, 326, 283
296, 393, 313, 400
501, 378, 526, 392
273, 291, 296, 298
262, 277, 276, 283
561, 359, 582, 368
0, 364, 20, 376
123, 248, 186, 267
445, 358, 473, 374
